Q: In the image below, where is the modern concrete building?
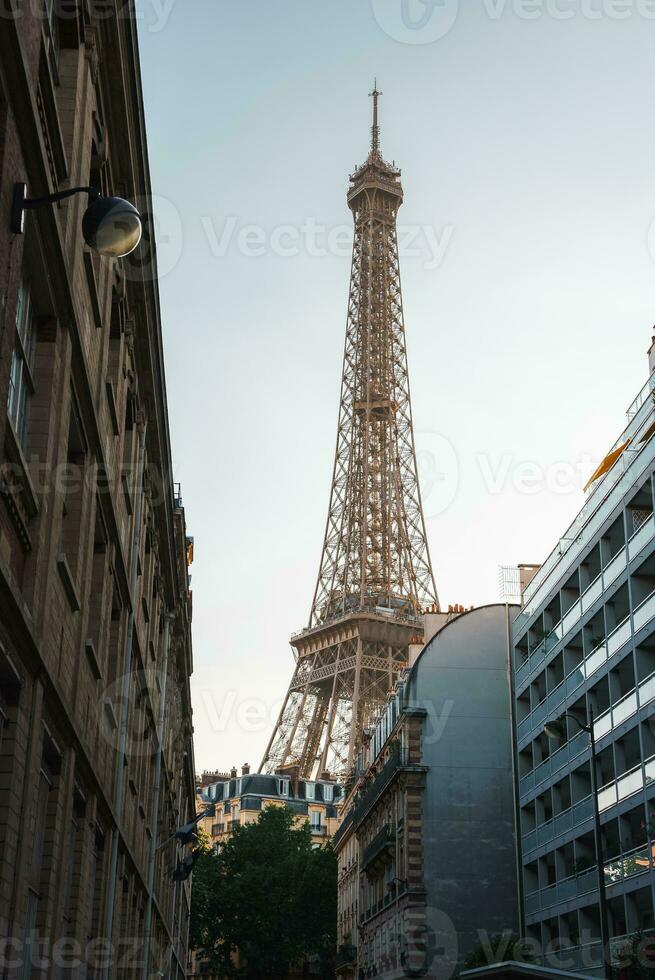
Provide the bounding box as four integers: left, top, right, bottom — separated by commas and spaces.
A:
334, 604, 520, 980
514, 344, 655, 974
198, 764, 343, 848
0, 4, 195, 978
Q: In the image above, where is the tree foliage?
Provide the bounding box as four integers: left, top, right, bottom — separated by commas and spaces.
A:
463, 933, 534, 970
190, 805, 337, 979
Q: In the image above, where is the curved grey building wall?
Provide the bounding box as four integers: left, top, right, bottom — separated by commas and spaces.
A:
406, 604, 520, 970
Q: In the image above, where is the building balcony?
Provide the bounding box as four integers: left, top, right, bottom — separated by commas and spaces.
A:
516, 488, 655, 683
525, 842, 654, 918
362, 825, 395, 875
333, 808, 354, 850
516, 591, 655, 747
520, 663, 655, 800
593, 667, 655, 741
534, 928, 655, 977
351, 744, 410, 827
522, 793, 594, 856
597, 755, 655, 813
335, 944, 357, 970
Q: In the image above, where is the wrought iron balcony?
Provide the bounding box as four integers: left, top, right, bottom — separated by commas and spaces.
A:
335, 943, 357, 969
351, 743, 409, 827
362, 824, 395, 874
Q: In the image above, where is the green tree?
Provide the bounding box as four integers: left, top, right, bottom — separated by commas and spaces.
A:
190, 805, 337, 979
463, 933, 534, 970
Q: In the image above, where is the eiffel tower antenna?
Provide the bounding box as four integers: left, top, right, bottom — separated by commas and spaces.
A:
370, 79, 381, 153
261, 91, 439, 780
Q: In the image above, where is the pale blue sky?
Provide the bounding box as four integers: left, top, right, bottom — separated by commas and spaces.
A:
137, 0, 655, 773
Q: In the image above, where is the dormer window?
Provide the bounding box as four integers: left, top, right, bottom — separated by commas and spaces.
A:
305, 782, 315, 800
323, 784, 334, 802
278, 778, 290, 797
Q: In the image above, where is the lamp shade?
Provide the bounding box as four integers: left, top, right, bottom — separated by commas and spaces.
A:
544, 719, 566, 742
82, 195, 142, 258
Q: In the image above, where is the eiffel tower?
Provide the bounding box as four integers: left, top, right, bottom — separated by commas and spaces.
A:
261, 86, 438, 779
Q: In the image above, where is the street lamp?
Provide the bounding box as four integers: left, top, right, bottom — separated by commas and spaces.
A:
544, 708, 612, 979
11, 182, 142, 257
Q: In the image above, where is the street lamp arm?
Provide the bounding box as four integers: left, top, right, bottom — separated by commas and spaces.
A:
11, 183, 100, 233
21, 185, 100, 209
562, 711, 591, 734
10, 181, 142, 258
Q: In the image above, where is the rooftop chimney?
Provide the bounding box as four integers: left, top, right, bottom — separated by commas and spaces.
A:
230, 766, 237, 779
518, 564, 540, 597
242, 763, 250, 775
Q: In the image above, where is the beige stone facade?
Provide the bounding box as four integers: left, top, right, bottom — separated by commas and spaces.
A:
334, 688, 429, 980
0, 4, 195, 978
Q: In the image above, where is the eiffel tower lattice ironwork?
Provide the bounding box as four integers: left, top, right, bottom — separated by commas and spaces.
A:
261, 86, 439, 779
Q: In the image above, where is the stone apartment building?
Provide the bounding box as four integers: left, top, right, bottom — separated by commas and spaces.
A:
198, 764, 342, 847
334, 605, 520, 980
0, 3, 195, 978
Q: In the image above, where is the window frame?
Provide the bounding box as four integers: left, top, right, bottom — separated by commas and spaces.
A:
7, 278, 37, 450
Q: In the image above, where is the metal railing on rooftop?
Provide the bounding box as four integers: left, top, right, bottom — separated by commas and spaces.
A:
517, 374, 655, 632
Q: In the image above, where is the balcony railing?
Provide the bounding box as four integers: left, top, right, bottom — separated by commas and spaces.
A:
522, 793, 593, 855
361, 825, 395, 872
597, 761, 647, 812
534, 927, 655, 976
335, 944, 357, 969
351, 745, 409, 828
519, 729, 588, 799
526, 843, 653, 918
604, 841, 653, 885
332, 808, 354, 850
592, 668, 655, 742
516, 593, 655, 746
525, 867, 597, 915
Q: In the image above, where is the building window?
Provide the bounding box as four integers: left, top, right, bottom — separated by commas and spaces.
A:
8, 278, 36, 449
305, 781, 315, 800
32, 766, 52, 879
43, 0, 60, 67
323, 783, 333, 802
310, 810, 322, 831
278, 779, 289, 797
21, 890, 39, 980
